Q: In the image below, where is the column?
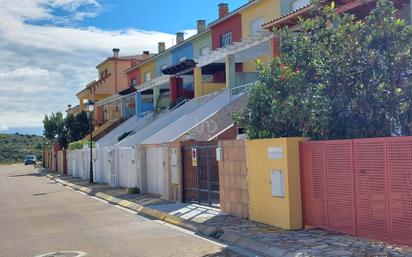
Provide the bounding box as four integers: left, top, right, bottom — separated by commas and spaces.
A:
169, 76, 177, 103
135, 92, 143, 115
153, 86, 160, 110
120, 96, 126, 119
225, 54, 236, 98
176, 77, 183, 98
194, 67, 203, 98
410, 0, 412, 25
272, 37, 281, 58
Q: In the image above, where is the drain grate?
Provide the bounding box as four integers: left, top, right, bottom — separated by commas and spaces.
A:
35, 251, 87, 257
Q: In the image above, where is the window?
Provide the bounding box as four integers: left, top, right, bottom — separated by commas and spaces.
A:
292, 0, 309, 11
144, 72, 151, 82
250, 17, 265, 36
200, 46, 210, 56
100, 69, 108, 79
130, 78, 137, 87
179, 57, 186, 62
220, 32, 232, 48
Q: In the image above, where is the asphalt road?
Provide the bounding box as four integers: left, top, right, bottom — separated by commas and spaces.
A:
0, 164, 232, 257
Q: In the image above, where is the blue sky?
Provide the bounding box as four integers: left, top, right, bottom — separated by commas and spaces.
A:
82, 0, 245, 33
32, 0, 246, 32
0, 0, 248, 135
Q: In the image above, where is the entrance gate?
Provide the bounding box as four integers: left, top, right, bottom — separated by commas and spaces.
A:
300, 137, 412, 246
182, 143, 219, 207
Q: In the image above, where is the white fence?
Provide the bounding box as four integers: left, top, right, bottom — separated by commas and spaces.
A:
67, 151, 74, 176
66, 149, 89, 180
65, 145, 166, 197
94, 147, 112, 185
113, 147, 139, 188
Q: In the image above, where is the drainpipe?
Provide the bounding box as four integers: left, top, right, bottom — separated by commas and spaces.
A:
113, 48, 120, 94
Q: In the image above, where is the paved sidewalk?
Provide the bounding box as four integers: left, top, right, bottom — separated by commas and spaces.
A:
43, 170, 412, 257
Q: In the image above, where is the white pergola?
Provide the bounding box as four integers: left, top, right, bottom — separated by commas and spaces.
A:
197, 30, 274, 68
136, 75, 170, 93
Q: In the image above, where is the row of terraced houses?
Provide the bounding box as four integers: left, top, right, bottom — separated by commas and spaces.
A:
45, 0, 412, 247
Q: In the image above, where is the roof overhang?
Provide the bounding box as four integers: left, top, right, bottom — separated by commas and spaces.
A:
262, 0, 406, 30
76, 80, 96, 98
161, 59, 197, 76
119, 87, 136, 96
263, 5, 312, 30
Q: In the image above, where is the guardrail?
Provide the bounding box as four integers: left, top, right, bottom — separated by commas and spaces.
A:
231, 81, 258, 97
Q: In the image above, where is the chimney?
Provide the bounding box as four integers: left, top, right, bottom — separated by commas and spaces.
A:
143, 51, 150, 59
218, 3, 229, 18
67, 104, 72, 109
197, 20, 206, 33
176, 32, 184, 44
112, 48, 120, 58
158, 42, 166, 53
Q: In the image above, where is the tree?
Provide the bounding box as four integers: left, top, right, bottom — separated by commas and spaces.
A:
234, 0, 412, 140
43, 112, 67, 148
65, 112, 90, 143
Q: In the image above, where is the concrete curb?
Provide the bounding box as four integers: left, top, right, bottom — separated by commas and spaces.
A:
39, 171, 222, 238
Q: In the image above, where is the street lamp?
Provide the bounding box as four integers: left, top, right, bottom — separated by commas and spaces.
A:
86, 99, 95, 183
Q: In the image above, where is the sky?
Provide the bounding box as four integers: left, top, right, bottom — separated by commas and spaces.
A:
0, 0, 245, 135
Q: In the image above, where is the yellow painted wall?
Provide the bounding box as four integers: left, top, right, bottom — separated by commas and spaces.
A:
243, 55, 272, 72
140, 60, 156, 83
246, 137, 305, 230
241, 0, 280, 72
194, 67, 226, 97
202, 83, 226, 96
97, 61, 111, 77
240, 0, 280, 38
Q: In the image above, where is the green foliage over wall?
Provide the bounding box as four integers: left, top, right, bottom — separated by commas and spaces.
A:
68, 140, 95, 150
234, 0, 412, 140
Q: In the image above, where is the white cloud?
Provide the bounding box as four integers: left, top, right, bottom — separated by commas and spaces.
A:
0, 0, 187, 129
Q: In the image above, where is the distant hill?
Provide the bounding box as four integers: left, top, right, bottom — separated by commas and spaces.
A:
0, 133, 44, 164
0, 127, 43, 136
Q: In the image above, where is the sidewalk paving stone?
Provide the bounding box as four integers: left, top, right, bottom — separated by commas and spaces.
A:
42, 170, 412, 257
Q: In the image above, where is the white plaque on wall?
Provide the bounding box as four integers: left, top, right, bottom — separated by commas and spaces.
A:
268, 147, 283, 160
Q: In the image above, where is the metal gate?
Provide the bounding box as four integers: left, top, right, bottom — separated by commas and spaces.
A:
300, 137, 412, 246
182, 143, 219, 207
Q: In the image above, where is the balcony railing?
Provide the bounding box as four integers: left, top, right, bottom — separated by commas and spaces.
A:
231, 81, 258, 97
